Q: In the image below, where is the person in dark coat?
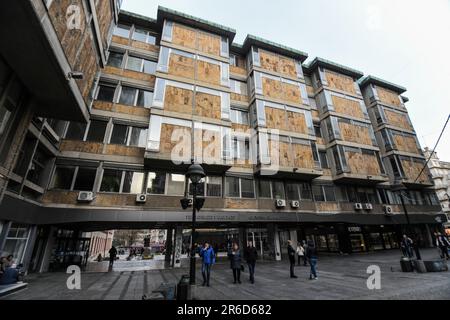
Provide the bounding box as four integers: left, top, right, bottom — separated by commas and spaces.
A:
287, 240, 297, 278
400, 235, 414, 258
108, 246, 117, 266
244, 241, 258, 284
228, 243, 242, 284
436, 232, 450, 260
199, 242, 215, 287
306, 240, 318, 280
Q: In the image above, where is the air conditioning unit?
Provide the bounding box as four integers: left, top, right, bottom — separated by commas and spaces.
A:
275, 199, 286, 208
363, 203, 373, 210
136, 194, 147, 203
354, 203, 363, 210
77, 191, 94, 202
383, 205, 394, 216
290, 200, 300, 208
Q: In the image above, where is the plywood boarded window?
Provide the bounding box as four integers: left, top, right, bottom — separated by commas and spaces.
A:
197, 59, 221, 85
283, 81, 301, 104
164, 85, 194, 114
262, 77, 283, 100
172, 23, 197, 50
325, 70, 356, 95
400, 158, 429, 183
292, 143, 314, 169
345, 149, 381, 175
259, 50, 297, 78
384, 109, 412, 130
160, 123, 191, 156
338, 121, 373, 145
392, 133, 419, 154
269, 139, 292, 168
376, 86, 402, 107
331, 95, 365, 119
194, 92, 222, 119
197, 31, 221, 56
168, 53, 195, 79
287, 111, 307, 134
265, 106, 286, 130
194, 128, 222, 163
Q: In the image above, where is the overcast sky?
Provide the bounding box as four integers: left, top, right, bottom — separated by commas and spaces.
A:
122, 0, 450, 161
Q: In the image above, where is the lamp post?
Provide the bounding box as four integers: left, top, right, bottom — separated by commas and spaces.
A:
184, 163, 205, 285
391, 179, 421, 260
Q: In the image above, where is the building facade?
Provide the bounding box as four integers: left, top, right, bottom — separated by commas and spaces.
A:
0, 5, 445, 272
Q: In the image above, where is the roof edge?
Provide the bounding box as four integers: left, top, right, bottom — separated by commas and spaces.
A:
306, 57, 364, 79
359, 75, 407, 94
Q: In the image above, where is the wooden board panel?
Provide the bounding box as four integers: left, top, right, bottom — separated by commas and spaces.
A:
292, 143, 314, 169
401, 159, 429, 183
168, 53, 195, 79
230, 65, 247, 76
269, 140, 292, 167
287, 111, 307, 134
164, 85, 194, 114
384, 109, 412, 130
279, 56, 297, 78
262, 77, 283, 100
393, 134, 419, 154
325, 71, 356, 94
160, 124, 191, 155
197, 60, 221, 85
231, 123, 250, 133
306, 85, 315, 96
42, 191, 78, 204
265, 107, 286, 130
282, 82, 301, 104
104, 145, 145, 157
339, 122, 372, 145
376, 86, 401, 107
92, 101, 150, 117
172, 24, 196, 51
346, 151, 381, 175
260, 50, 297, 78
103, 66, 155, 85
225, 198, 258, 209
194, 92, 222, 119
311, 109, 320, 118
131, 40, 159, 53
331, 95, 364, 119
230, 93, 249, 103
95, 0, 113, 50
194, 129, 222, 162
111, 35, 130, 46
60, 140, 103, 154
316, 202, 339, 212
197, 31, 221, 56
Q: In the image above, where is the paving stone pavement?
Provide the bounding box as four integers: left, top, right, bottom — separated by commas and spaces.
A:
2, 249, 450, 300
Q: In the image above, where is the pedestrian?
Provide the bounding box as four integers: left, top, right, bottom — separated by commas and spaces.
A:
228, 242, 242, 284
436, 232, 450, 260
287, 240, 297, 278
400, 235, 414, 258
302, 241, 308, 266
244, 241, 257, 284
108, 246, 117, 266
199, 242, 215, 287
296, 242, 305, 266
306, 240, 318, 280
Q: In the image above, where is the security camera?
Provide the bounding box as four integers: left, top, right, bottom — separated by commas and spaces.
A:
67, 71, 84, 80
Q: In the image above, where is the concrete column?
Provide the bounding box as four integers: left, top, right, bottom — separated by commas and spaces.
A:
165, 228, 173, 267
39, 226, 57, 273
425, 224, 433, 247
289, 230, 298, 248
274, 227, 281, 261
267, 224, 281, 261
0, 220, 12, 256
21, 225, 38, 273
173, 226, 183, 268
238, 227, 246, 252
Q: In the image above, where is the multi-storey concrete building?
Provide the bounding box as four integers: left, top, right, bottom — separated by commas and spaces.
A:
0, 5, 445, 272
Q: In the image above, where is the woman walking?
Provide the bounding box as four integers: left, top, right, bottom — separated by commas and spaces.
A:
306, 240, 318, 280
296, 242, 305, 266
228, 242, 242, 284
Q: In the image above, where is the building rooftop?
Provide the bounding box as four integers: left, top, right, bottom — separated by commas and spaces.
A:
359, 75, 407, 94
305, 57, 364, 79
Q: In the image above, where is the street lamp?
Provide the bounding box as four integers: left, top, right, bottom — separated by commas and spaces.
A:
391, 179, 421, 260
183, 163, 205, 285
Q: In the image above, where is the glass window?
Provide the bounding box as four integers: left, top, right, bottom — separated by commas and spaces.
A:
65, 122, 87, 140
96, 84, 116, 102
122, 171, 144, 194
230, 109, 249, 125
286, 183, 299, 200
258, 180, 272, 198
312, 185, 325, 202
272, 181, 285, 199
319, 151, 329, 169
323, 186, 336, 201
132, 28, 149, 42
110, 124, 128, 145
100, 169, 122, 192
113, 24, 131, 38
143, 60, 157, 75
86, 120, 107, 142
51, 167, 75, 190
128, 127, 147, 148
167, 174, 185, 195
119, 86, 137, 106
225, 177, 240, 198
314, 125, 322, 138
107, 52, 124, 68
126, 56, 143, 72
136, 89, 153, 108
73, 168, 97, 191
146, 172, 166, 194
299, 183, 312, 200
0, 100, 14, 139
206, 176, 222, 197
241, 178, 255, 198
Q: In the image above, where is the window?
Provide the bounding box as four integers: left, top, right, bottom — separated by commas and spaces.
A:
225, 176, 240, 198
230, 109, 249, 125
143, 60, 157, 74
119, 86, 137, 106
132, 27, 156, 45
258, 180, 272, 198
312, 185, 325, 202
128, 127, 147, 148
51, 167, 75, 190
323, 186, 336, 201
241, 178, 255, 198
113, 24, 131, 38
65, 122, 87, 140
299, 183, 313, 200
225, 177, 255, 198
122, 171, 144, 194
86, 120, 107, 142
126, 56, 157, 74
272, 181, 285, 199
319, 151, 329, 169
107, 52, 124, 68
0, 100, 15, 139
286, 183, 299, 200
73, 168, 97, 191
136, 89, 153, 108
110, 124, 128, 145
146, 172, 166, 194
229, 54, 237, 67
206, 176, 222, 197
232, 137, 249, 160
96, 83, 116, 102
314, 125, 322, 138
100, 169, 122, 192
230, 79, 247, 95
167, 174, 185, 195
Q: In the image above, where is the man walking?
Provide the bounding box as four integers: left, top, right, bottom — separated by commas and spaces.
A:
108, 246, 117, 267
400, 235, 414, 258
199, 242, 215, 287
306, 240, 318, 280
436, 232, 450, 260
244, 241, 258, 284
287, 240, 297, 278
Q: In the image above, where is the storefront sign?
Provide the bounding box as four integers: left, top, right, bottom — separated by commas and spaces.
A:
348, 226, 362, 233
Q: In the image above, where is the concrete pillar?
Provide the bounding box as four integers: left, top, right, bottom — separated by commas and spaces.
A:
238, 227, 246, 252
165, 228, 173, 267
289, 230, 298, 248
39, 227, 57, 273
0, 220, 12, 256
425, 224, 433, 247
267, 224, 281, 261
21, 225, 38, 273
173, 226, 183, 268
